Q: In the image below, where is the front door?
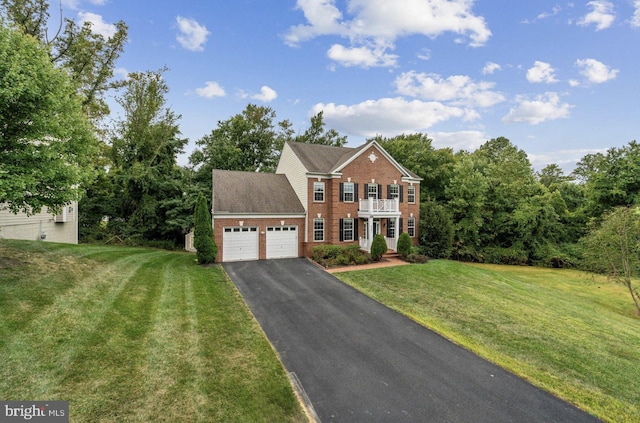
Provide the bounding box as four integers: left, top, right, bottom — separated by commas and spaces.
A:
373, 218, 381, 235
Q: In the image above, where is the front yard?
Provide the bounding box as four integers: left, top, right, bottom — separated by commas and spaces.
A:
0, 240, 307, 423
336, 260, 640, 423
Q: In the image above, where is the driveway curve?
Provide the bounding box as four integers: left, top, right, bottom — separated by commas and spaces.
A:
223, 258, 601, 423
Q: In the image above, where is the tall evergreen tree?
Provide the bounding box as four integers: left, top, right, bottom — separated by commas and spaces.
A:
194, 194, 216, 264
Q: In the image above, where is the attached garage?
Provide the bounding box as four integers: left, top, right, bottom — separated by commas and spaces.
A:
222, 227, 259, 262
266, 226, 298, 259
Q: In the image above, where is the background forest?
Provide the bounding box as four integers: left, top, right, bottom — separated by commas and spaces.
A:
2, 0, 640, 270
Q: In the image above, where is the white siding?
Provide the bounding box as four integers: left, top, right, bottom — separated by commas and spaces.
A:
0, 202, 78, 244
276, 143, 309, 210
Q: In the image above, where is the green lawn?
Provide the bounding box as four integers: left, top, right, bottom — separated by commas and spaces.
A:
336, 260, 640, 423
0, 240, 307, 423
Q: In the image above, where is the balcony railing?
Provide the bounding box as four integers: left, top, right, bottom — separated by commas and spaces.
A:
359, 198, 399, 214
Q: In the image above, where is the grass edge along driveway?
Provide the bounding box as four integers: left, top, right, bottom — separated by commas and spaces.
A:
336, 260, 640, 423
0, 240, 307, 423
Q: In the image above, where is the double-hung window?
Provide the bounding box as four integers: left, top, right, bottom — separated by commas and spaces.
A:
388, 184, 399, 200
342, 218, 354, 242
313, 218, 324, 241
408, 217, 416, 237
343, 182, 355, 202
367, 183, 378, 199
408, 186, 416, 204
314, 182, 325, 202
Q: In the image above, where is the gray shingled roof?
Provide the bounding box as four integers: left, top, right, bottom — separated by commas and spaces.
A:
212, 170, 305, 214
286, 142, 358, 173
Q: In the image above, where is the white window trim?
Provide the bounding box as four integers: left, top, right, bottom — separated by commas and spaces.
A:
343, 182, 355, 203
408, 217, 416, 237
408, 186, 416, 204
368, 183, 378, 199
314, 182, 325, 202
389, 184, 399, 200
343, 218, 354, 242
313, 218, 324, 242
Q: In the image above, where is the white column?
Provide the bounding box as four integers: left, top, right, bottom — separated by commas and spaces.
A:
367, 217, 373, 250
394, 217, 399, 250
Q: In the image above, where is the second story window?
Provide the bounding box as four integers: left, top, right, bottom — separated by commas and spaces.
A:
314, 182, 325, 202
342, 182, 355, 202
408, 185, 416, 204
388, 184, 399, 200
367, 183, 378, 199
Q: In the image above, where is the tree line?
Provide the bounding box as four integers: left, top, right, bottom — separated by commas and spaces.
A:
2, 1, 639, 311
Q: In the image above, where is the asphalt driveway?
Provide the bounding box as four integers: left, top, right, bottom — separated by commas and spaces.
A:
223, 258, 601, 423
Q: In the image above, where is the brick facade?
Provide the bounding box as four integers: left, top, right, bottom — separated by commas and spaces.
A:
305, 144, 420, 254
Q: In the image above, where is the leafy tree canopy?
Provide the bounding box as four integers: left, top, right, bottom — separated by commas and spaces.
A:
0, 25, 98, 214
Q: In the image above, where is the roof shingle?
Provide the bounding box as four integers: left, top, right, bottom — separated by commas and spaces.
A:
212, 170, 305, 214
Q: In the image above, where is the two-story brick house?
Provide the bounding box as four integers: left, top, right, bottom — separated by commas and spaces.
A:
211, 140, 421, 262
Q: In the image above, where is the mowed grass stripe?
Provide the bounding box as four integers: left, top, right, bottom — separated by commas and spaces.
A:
136, 254, 206, 422
190, 264, 304, 423
58, 251, 168, 422
336, 260, 640, 423
0, 247, 162, 400
0, 242, 307, 422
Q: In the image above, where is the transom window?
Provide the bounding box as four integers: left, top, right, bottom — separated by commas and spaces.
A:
343, 182, 355, 202
314, 182, 325, 202
408, 217, 416, 237
313, 218, 324, 241
367, 183, 378, 199
342, 218, 354, 242
389, 184, 399, 199
408, 185, 416, 204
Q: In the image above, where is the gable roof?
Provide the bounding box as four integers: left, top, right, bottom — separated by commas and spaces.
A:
285, 141, 421, 180
212, 170, 305, 214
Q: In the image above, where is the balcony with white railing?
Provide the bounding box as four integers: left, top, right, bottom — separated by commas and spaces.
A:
358, 198, 400, 217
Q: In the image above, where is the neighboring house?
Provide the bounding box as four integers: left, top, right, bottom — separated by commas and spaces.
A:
0, 202, 79, 244
211, 140, 422, 262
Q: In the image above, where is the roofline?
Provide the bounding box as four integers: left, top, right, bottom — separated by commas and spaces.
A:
213, 213, 306, 218
333, 140, 423, 181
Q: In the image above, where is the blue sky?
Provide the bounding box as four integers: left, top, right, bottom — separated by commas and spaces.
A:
58, 0, 640, 171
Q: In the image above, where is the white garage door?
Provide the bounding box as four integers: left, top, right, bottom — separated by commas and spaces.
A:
223, 227, 259, 262
266, 226, 298, 259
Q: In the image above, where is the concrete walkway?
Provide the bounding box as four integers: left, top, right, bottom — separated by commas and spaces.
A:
223, 258, 602, 423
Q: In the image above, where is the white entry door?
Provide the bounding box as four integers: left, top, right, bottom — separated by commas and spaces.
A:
223, 227, 259, 261
266, 226, 298, 259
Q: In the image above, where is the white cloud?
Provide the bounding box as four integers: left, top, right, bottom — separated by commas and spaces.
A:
577, 0, 615, 31
176, 16, 210, 52
502, 92, 573, 125
63, 0, 107, 10
285, 0, 491, 68
327, 44, 398, 67
416, 48, 431, 61
528, 148, 606, 172
482, 62, 501, 75
310, 97, 472, 137
575, 58, 619, 83
114, 67, 129, 80
394, 71, 505, 108
195, 81, 226, 98
431, 130, 487, 151
632, 0, 640, 27
251, 86, 278, 102
526, 61, 559, 84
77, 12, 117, 38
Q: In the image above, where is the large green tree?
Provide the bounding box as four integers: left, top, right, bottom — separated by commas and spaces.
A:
105, 69, 189, 243
581, 207, 640, 314
293, 111, 348, 147
1, 0, 128, 121
0, 25, 97, 214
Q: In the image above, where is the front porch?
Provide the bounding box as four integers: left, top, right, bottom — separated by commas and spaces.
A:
357, 198, 401, 254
